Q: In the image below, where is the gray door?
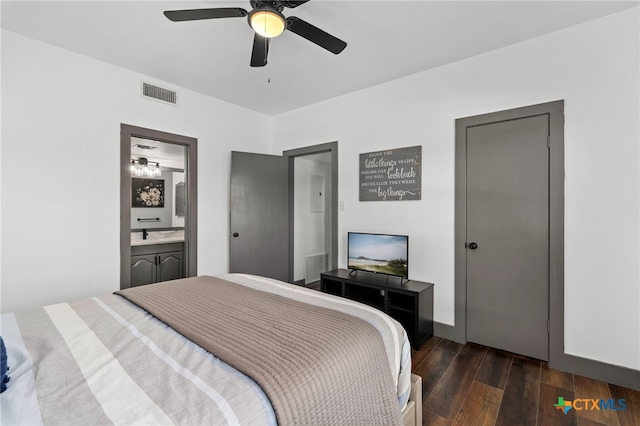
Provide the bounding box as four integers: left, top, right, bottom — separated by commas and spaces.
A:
230, 151, 290, 282
466, 114, 549, 361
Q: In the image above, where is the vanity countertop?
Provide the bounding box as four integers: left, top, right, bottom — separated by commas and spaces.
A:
131, 230, 184, 246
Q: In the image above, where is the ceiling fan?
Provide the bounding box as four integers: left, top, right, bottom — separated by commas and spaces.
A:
164, 0, 347, 67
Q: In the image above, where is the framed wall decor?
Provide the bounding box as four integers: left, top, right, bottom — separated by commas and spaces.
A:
359, 145, 421, 201
132, 178, 165, 208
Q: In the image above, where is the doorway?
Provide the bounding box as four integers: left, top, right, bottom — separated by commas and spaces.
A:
228, 142, 338, 284
285, 142, 338, 285
120, 124, 198, 289
291, 151, 333, 286
454, 101, 564, 362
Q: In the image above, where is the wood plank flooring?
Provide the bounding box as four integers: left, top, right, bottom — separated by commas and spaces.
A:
305, 281, 639, 424
412, 337, 640, 426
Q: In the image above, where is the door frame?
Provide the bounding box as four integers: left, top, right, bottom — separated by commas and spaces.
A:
454, 100, 564, 365
284, 141, 339, 282
120, 124, 198, 289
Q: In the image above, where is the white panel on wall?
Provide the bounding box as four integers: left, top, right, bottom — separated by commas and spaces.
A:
310, 174, 325, 213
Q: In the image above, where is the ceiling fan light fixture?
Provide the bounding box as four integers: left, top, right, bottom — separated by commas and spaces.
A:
249, 8, 286, 38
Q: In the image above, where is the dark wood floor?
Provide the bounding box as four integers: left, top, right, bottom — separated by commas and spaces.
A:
411, 336, 640, 425
304, 281, 639, 424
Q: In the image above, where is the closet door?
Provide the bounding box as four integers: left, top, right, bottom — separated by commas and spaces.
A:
229, 151, 290, 282
466, 114, 550, 361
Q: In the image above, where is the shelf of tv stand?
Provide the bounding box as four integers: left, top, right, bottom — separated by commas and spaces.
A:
320, 268, 434, 348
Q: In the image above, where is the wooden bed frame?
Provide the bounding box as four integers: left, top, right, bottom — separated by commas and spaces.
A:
402, 374, 423, 426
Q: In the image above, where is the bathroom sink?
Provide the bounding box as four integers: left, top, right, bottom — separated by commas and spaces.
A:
131, 230, 185, 246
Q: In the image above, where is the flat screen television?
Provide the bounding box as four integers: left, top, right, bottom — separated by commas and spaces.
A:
347, 232, 409, 279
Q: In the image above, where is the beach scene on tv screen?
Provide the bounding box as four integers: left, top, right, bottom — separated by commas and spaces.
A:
348, 233, 408, 278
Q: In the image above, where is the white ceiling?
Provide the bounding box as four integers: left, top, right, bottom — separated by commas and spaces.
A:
2, 1, 638, 116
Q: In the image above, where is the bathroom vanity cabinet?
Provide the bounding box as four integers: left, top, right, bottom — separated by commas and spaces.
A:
131, 242, 184, 287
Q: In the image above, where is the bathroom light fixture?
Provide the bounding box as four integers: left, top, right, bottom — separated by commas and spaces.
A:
133, 143, 158, 151
248, 7, 286, 38
131, 157, 161, 177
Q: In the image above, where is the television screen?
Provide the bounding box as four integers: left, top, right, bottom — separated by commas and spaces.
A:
348, 232, 409, 279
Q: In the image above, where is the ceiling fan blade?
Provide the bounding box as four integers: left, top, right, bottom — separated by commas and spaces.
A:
282, 1, 311, 8
286, 16, 347, 54
250, 34, 270, 67
164, 8, 247, 22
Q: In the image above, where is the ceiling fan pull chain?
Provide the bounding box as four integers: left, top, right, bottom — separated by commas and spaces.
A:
265, 36, 269, 70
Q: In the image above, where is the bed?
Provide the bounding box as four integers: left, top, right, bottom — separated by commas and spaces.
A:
1, 274, 422, 425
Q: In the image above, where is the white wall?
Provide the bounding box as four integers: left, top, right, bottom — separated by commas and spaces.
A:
272, 8, 640, 370
1, 30, 272, 313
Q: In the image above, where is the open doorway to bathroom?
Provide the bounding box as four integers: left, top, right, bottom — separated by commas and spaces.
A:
120, 124, 198, 289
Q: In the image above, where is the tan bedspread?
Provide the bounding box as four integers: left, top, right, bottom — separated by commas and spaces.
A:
116, 275, 402, 425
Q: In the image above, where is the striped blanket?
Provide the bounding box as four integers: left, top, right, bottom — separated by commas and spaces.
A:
1, 274, 411, 425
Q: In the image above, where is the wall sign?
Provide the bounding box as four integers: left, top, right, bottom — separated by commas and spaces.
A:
359, 146, 421, 201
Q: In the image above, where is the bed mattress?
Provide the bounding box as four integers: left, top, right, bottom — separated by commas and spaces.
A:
1, 273, 412, 425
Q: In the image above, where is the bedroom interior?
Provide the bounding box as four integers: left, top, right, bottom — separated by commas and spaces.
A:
2, 0, 640, 424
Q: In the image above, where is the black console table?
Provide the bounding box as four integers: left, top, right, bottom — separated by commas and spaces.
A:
320, 269, 433, 348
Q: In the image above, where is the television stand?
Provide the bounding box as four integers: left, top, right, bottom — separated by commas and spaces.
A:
321, 269, 433, 348
348, 269, 409, 285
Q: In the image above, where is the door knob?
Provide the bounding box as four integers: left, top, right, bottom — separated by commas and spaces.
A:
467, 242, 478, 250
232, 232, 239, 238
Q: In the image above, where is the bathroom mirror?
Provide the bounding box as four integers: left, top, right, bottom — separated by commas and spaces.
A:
130, 137, 186, 230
